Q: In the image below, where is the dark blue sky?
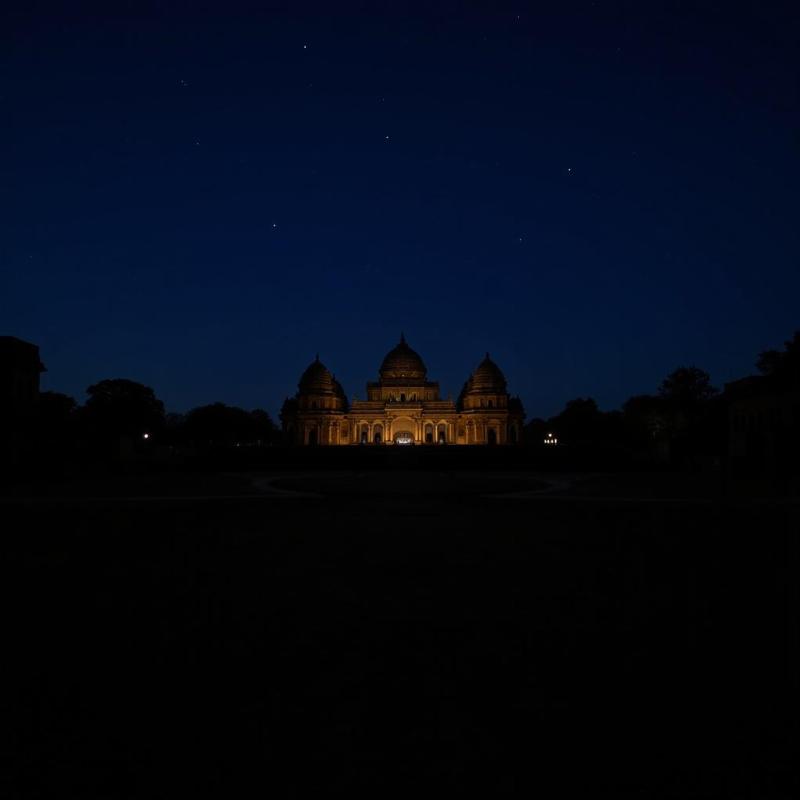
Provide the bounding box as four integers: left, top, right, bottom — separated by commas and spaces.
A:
2, 1, 798, 419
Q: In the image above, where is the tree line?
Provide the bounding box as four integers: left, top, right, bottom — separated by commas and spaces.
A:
32, 379, 281, 457
24, 329, 800, 463
524, 331, 800, 461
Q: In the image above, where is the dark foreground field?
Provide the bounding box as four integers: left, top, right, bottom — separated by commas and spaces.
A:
3, 471, 798, 798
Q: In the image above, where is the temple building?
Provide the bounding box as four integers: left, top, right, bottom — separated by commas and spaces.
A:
281, 335, 525, 445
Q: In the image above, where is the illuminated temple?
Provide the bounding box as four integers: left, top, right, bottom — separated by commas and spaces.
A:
281, 335, 525, 445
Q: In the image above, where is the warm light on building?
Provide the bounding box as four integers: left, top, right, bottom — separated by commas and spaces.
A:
281, 335, 525, 446
544, 432, 558, 445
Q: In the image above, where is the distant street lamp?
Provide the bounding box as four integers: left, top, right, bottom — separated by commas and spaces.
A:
544, 432, 558, 445
143, 433, 150, 440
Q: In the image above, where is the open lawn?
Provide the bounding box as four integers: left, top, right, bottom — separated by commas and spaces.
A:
3, 470, 798, 797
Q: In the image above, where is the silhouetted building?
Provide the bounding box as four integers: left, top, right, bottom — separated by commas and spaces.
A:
726, 375, 800, 472
0, 336, 46, 412
282, 335, 525, 445
1, 336, 46, 468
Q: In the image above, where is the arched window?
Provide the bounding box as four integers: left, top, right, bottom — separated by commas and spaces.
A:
373, 424, 383, 445
437, 423, 446, 443
488, 428, 497, 445
425, 423, 434, 444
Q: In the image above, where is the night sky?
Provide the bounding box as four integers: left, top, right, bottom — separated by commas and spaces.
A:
3, 1, 798, 419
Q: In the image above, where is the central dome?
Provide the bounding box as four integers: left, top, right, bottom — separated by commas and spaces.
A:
379, 334, 427, 381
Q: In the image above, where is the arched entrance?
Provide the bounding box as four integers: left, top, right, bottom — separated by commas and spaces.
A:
308, 427, 318, 446
488, 428, 497, 445
373, 424, 383, 444
391, 417, 416, 444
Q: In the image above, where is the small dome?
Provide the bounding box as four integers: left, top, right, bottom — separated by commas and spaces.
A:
298, 355, 338, 394
332, 376, 347, 400
465, 353, 507, 393
379, 334, 427, 380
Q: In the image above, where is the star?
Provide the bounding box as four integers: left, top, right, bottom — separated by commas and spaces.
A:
272, 223, 278, 229
385, 135, 390, 141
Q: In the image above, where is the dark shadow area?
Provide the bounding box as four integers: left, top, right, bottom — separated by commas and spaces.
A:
2, 335, 798, 797
3, 490, 798, 797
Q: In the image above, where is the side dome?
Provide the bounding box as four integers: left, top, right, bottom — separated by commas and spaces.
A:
465, 353, 508, 394
379, 334, 427, 380
332, 376, 346, 399
298, 355, 337, 394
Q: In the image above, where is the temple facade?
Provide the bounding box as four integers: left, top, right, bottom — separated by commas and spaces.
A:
281, 335, 525, 445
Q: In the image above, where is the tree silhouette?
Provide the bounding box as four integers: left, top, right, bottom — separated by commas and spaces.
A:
658, 367, 718, 406
81, 379, 165, 439
756, 331, 800, 384
553, 397, 601, 442
183, 403, 278, 446
38, 391, 77, 423
622, 394, 667, 443
37, 391, 77, 439
249, 409, 280, 444
523, 417, 549, 445
649, 367, 721, 464
619, 366, 721, 463
756, 349, 784, 377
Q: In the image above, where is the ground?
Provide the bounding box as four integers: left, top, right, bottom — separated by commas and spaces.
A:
3, 470, 798, 797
